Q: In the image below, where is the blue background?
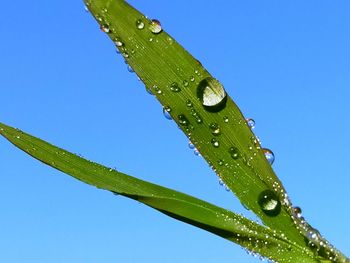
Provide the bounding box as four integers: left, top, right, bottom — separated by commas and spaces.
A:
0, 1, 349, 262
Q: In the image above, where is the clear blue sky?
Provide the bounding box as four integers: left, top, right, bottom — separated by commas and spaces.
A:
1, 1, 349, 262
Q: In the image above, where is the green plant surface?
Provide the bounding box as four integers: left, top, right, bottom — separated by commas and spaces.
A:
0, 123, 316, 263
1, 0, 349, 262
82, 0, 348, 262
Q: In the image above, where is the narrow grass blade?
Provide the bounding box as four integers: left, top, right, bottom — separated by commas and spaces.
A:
82, 1, 349, 262
0, 122, 320, 262
85, 0, 303, 245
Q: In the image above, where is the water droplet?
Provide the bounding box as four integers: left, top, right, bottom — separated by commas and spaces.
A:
149, 19, 162, 34
190, 76, 195, 82
211, 138, 220, 148
263, 148, 275, 165
152, 85, 162, 94
194, 148, 200, 156
84, 5, 89, 12
163, 106, 172, 120
293, 206, 302, 219
258, 190, 281, 217
246, 118, 255, 129
183, 80, 189, 87
170, 82, 181, 92
223, 116, 229, 123
188, 141, 195, 149
209, 123, 221, 136
136, 19, 145, 29
197, 77, 227, 112
114, 38, 123, 47
186, 100, 193, 107
178, 114, 190, 126
127, 65, 134, 73
100, 24, 110, 33
189, 108, 202, 124
229, 147, 240, 160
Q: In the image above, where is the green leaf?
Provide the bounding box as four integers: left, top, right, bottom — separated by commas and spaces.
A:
0, 122, 317, 262
85, 0, 303, 245
82, 1, 349, 262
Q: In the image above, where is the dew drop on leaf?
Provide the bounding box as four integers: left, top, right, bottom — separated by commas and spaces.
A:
136, 19, 145, 29
209, 123, 221, 136
126, 65, 134, 73
188, 141, 195, 149
149, 19, 162, 34
246, 118, 255, 129
229, 146, 240, 160
293, 206, 302, 218
263, 148, 275, 165
211, 138, 220, 148
163, 106, 172, 120
100, 24, 110, 33
178, 114, 190, 126
258, 190, 281, 217
170, 82, 181, 92
197, 77, 227, 112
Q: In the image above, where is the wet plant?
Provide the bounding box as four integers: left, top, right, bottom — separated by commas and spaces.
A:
0, 1, 348, 262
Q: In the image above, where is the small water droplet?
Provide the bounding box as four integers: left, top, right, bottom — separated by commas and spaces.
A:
127, 65, 134, 73
188, 141, 195, 149
178, 114, 190, 126
114, 38, 123, 47
152, 85, 162, 94
246, 118, 255, 129
223, 116, 229, 123
263, 148, 275, 165
258, 190, 281, 217
136, 19, 145, 29
163, 106, 172, 120
193, 148, 200, 156
293, 206, 302, 219
186, 100, 193, 107
149, 19, 162, 34
183, 80, 189, 87
170, 82, 181, 92
229, 147, 240, 159
209, 123, 221, 136
190, 76, 195, 82
100, 24, 110, 33
84, 5, 89, 12
211, 138, 220, 148
197, 77, 227, 112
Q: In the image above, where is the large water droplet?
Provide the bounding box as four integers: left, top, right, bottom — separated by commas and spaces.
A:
263, 148, 275, 165
197, 77, 227, 112
163, 106, 172, 120
229, 147, 240, 160
149, 19, 162, 34
258, 190, 281, 217
246, 118, 255, 129
136, 19, 145, 29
